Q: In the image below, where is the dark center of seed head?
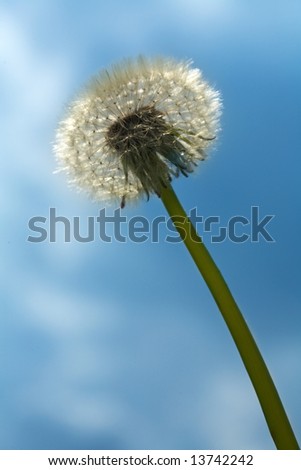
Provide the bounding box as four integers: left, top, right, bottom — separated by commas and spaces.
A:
106, 106, 167, 154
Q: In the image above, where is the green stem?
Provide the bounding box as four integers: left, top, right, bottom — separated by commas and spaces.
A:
160, 184, 299, 450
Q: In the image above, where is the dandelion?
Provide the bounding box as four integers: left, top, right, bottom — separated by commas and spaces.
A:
54, 56, 299, 449
55, 57, 221, 207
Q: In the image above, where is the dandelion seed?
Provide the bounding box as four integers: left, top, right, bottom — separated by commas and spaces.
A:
54, 56, 221, 206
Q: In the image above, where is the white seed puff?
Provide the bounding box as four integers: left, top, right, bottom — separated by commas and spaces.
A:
54, 56, 221, 206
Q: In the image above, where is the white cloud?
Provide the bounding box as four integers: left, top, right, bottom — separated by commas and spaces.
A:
0, 9, 71, 181
10, 277, 125, 432
200, 371, 271, 448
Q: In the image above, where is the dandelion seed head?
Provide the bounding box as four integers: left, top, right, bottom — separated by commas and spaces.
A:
54, 56, 221, 205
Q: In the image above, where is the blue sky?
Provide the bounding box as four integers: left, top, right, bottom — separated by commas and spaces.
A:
1, 0, 300, 449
